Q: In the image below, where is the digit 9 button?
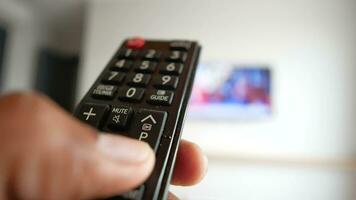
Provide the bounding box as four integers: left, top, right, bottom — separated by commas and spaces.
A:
153, 75, 179, 90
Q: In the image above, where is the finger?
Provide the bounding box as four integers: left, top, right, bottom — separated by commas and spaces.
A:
0, 93, 156, 200
171, 140, 208, 186
70, 134, 156, 200
168, 192, 180, 200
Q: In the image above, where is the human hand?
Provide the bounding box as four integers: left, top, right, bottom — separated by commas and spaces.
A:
0, 93, 207, 200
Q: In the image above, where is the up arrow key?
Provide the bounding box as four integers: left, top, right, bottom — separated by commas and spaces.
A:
132, 109, 168, 151
140, 114, 157, 124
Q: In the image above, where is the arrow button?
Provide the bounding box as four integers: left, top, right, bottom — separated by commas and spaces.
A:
131, 109, 167, 151
140, 114, 157, 124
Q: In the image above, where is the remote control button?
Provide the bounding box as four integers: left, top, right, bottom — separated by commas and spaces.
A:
118, 48, 138, 59
105, 106, 133, 131
159, 63, 183, 75
127, 73, 151, 87
111, 59, 132, 72
92, 84, 117, 99
118, 87, 145, 102
76, 104, 109, 128
147, 90, 174, 106
141, 49, 161, 60
134, 60, 157, 73
102, 71, 125, 84
166, 50, 187, 62
126, 37, 145, 49
132, 109, 167, 151
153, 75, 179, 90
170, 40, 192, 51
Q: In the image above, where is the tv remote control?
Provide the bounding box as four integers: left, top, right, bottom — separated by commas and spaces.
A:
74, 37, 201, 200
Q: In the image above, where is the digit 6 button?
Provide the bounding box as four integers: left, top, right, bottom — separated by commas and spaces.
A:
159, 63, 183, 75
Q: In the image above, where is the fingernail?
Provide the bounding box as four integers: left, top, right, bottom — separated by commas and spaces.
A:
97, 134, 154, 164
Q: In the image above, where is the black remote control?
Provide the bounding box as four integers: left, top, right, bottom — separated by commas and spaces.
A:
74, 37, 201, 200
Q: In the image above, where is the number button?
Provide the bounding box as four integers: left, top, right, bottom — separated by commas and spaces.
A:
153, 75, 179, 90
118, 87, 145, 102
111, 59, 132, 72
160, 63, 183, 75
166, 50, 187, 62
102, 71, 125, 84
134, 60, 157, 73
118, 48, 138, 59
142, 49, 161, 60
127, 73, 151, 87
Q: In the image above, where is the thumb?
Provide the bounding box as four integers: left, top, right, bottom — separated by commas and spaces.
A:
8, 133, 155, 200
73, 133, 155, 200
0, 93, 155, 200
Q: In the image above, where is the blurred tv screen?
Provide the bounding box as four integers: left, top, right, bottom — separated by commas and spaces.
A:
188, 62, 272, 119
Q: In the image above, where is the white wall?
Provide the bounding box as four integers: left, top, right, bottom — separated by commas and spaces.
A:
0, 0, 86, 92
80, 0, 356, 160
0, 0, 40, 91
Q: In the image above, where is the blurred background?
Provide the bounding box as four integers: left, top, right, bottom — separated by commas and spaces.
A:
0, 0, 356, 199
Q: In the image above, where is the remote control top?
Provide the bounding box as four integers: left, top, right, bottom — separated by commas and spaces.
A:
74, 37, 201, 200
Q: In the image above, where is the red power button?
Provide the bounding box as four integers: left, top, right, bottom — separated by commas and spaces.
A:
126, 37, 145, 49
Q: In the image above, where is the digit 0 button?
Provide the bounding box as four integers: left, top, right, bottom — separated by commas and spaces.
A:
147, 90, 174, 106
105, 106, 133, 131
118, 87, 145, 102
131, 109, 167, 151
